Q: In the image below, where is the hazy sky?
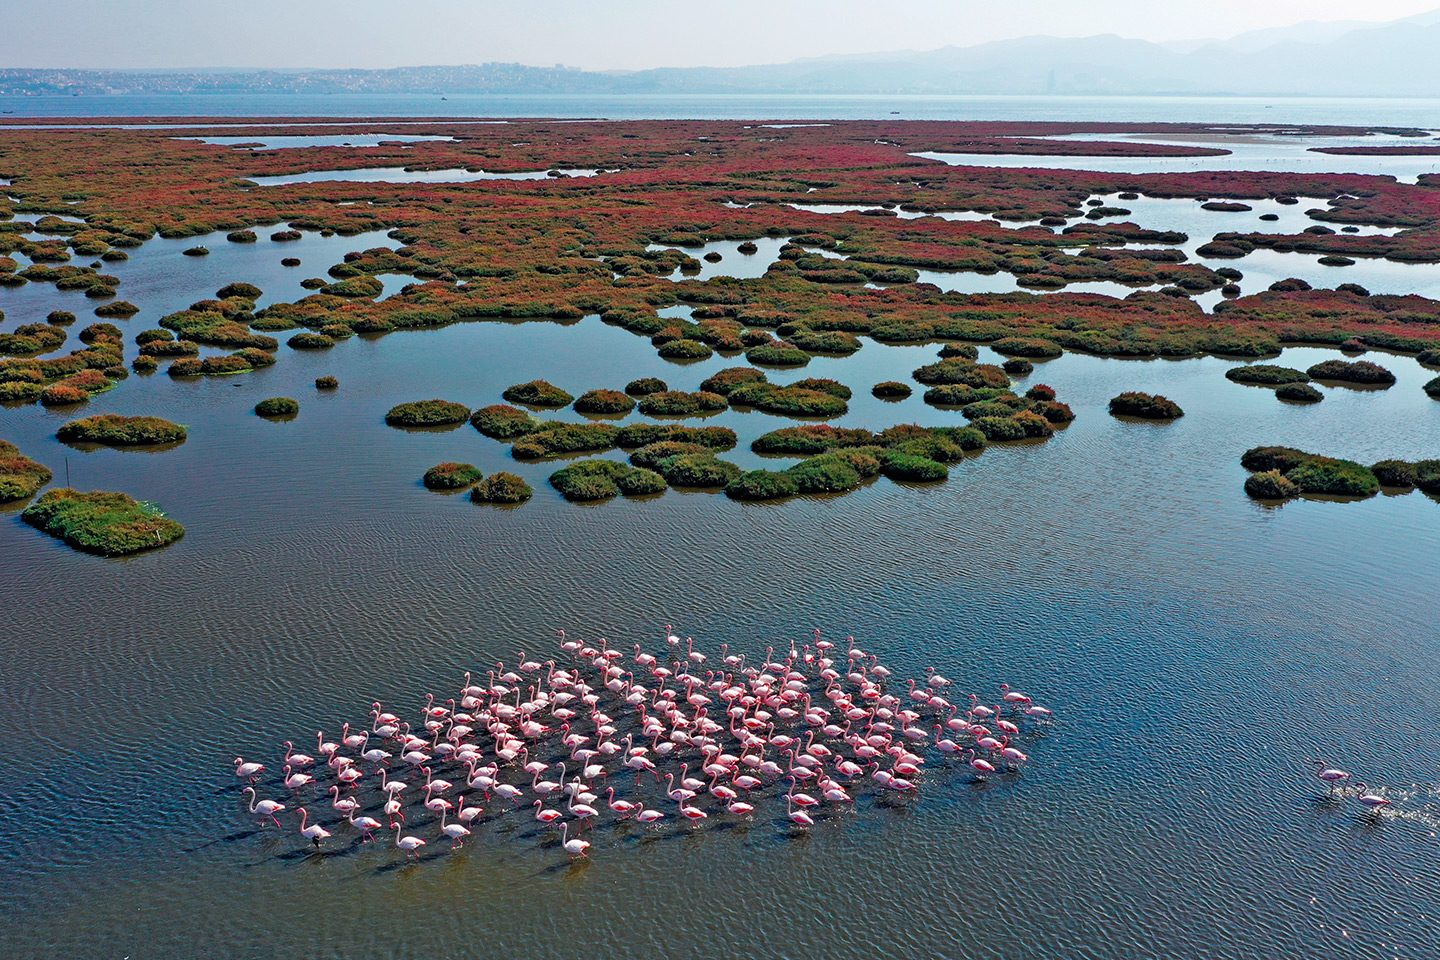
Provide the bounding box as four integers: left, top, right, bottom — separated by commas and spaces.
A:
4, 0, 1439, 71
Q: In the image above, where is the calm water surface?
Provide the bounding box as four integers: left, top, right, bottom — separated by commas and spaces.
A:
4, 137, 1440, 959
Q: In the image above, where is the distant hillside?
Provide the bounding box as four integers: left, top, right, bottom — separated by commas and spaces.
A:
4, 13, 1440, 99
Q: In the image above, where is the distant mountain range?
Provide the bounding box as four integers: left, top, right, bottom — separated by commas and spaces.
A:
4, 9, 1440, 99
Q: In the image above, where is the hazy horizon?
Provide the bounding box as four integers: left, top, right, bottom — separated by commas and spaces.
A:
4, 0, 1440, 72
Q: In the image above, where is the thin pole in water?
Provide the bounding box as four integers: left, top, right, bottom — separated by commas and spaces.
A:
65, 456, 70, 488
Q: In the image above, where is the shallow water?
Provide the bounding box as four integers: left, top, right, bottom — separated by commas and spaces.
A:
178, 133, 459, 150
915, 132, 1440, 182
248, 166, 602, 186
3, 204, 1440, 957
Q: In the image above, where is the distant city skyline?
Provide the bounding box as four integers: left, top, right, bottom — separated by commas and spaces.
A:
4, 0, 1439, 71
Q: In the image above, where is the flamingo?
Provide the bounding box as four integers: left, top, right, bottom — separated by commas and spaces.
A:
348, 810, 383, 841
438, 808, 471, 848
533, 800, 563, 823
635, 808, 665, 823
328, 785, 358, 814
559, 822, 591, 858
1354, 783, 1392, 815
296, 807, 331, 847
605, 787, 639, 816
1310, 759, 1350, 795
243, 787, 285, 826
786, 794, 814, 826
234, 758, 265, 782
965, 749, 996, 778
392, 822, 426, 857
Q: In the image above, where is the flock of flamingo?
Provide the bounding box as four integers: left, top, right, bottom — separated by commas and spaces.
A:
1309, 759, 1398, 816
232, 629, 1056, 859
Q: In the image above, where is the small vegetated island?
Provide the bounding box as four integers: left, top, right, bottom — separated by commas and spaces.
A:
0, 440, 52, 502
8, 119, 1440, 524
1240, 446, 1440, 502
22, 488, 184, 555
56, 414, 187, 445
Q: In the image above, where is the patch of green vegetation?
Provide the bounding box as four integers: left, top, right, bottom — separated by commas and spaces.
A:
470, 471, 534, 503
1109, 392, 1183, 419
226, 230, 258, 243
385, 399, 469, 427
913, 358, 1011, 389
625, 377, 668, 396
1244, 470, 1299, 500
573, 389, 636, 415
726, 382, 848, 418
657, 338, 714, 361
0, 440, 52, 502
1306, 359, 1395, 385
1424, 375, 1440, 399
549, 458, 666, 501
725, 469, 801, 501
745, 341, 811, 367
183, 246, 209, 257
878, 453, 948, 482
423, 462, 483, 490
470, 404, 541, 439
1225, 364, 1310, 385
255, 397, 299, 418
93, 301, 139, 318
1371, 459, 1418, 488
503, 380, 574, 408
288, 332, 335, 350
637, 390, 728, 417
872, 381, 912, 399
700, 366, 767, 396
991, 336, 1062, 359
315, 375, 338, 390
615, 423, 736, 450
1240, 446, 1379, 498
22, 488, 184, 556
57, 414, 186, 446
652, 452, 741, 487
511, 423, 620, 460
938, 342, 979, 360
1276, 383, 1323, 403
1002, 358, 1034, 376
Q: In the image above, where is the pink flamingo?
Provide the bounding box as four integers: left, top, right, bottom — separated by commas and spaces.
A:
296, 807, 331, 847
392, 821, 426, 857
559, 822, 591, 858
243, 787, 285, 826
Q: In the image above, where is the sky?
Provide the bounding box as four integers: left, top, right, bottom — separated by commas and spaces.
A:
3, 0, 1439, 71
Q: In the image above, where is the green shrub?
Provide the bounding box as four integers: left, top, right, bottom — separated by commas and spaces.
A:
1226, 364, 1310, 385
787, 455, 863, 494
470, 471, 533, 503
39, 384, 91, 406
788, 377, 851, 399
970, 416, 1028, 441
1109, 392, 1183, 419
1276, 383, 1323, 403
616, 468, 668, 496
1285, 457, 1379, 497
991, 337, 1062, 359
183, 246, 209, 257
0, 380, 42, 402
140, 339, 199, 357
700, 366, 767, 396
385, 399, 469, 426
574, 389, 636, 415
131, 356, 159, 374
423, 462, 483, 489
1241, 447, 1313, 472
93, 301, 139, 318
752, 425, 874, 455
549, 459, 628, 501
134, 328, 173, 346
288, 332, 335, 350
22, 488, 184, 555
1002, 358, 1034, 376
1424, 375, 1440, 399
616, 423, 736, 450
873, 381, 912, 399
226, 230, 258, 243
1306, 360, 1395, 385
47, 311, 77, 326
938, 342, 979, 360
657, 338, 714, 361
1415, 460, 1440, 494
725, 469, 800, 501
255, 397, 299, 417
0, 443, 52, 501
625, 377, 667, 396
470, 404, 539, 439
786, 329, 861, 354
1244, 470, 1299, 500
727, 384, 847, 418
511, 423, 620, 460
746, 342, 810, 366
1371, 459, 1417, 488
503, 380, 573, 407
57, 414, 186, 446
218, 282, 263, 300
879, 453, 948, 482
315, 376, 338, 390
630, 441, 710, 470
913, 358, 1010, 388
654, 453, 741, 487
638, 390, 728, 417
